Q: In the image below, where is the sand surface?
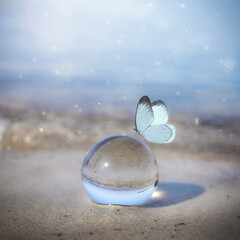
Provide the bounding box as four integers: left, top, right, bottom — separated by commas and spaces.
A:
0, 102, 240, 239
0, 149, 240, 240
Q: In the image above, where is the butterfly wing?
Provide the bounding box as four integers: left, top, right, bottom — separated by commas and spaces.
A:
135, 96, 154, 133
151, 100, 168, 125
141, 124, 176, 143
164, 124, 176, 143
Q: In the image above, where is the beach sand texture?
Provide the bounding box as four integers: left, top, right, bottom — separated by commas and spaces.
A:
0, 102, 240, 240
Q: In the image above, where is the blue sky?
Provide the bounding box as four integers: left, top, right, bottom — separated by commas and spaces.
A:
0, 0, 239, 115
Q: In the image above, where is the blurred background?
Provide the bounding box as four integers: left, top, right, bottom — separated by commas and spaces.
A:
0, 0, 239, 159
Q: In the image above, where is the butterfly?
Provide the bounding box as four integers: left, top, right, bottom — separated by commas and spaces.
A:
134, 96, 176, 143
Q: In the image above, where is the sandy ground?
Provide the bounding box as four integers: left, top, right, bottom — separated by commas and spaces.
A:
0, 101, 240, 239
0, 149, 240, 240
0, 101, 239, 161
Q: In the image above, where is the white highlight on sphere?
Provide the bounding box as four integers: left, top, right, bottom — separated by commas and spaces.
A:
39, 127, 44, 133
18, 74, 23, 79
32, 57, 37, 62
176, 91, 180, 96
151, 190, 165, 199
52, 45, 57, 51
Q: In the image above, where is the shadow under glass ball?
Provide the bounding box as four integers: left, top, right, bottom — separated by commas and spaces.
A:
81, 135, 159, 205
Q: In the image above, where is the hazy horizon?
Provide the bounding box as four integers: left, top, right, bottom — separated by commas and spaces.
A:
0, 0, 239, 116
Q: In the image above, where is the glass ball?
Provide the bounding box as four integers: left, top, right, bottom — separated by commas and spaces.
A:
81, 135, 158, 205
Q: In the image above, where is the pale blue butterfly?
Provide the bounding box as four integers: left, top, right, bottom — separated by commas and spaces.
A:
134, 96, 176, 143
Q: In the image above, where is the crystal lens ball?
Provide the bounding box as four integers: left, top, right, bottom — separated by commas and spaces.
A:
81, 135, 159, 205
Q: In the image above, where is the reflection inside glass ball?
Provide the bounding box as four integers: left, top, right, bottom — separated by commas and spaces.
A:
81, 135, 158, 205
